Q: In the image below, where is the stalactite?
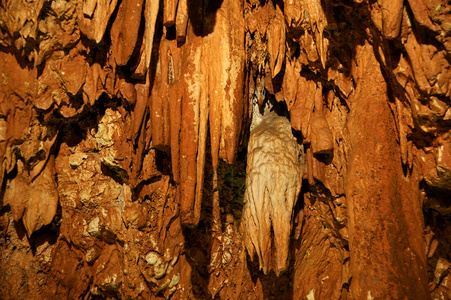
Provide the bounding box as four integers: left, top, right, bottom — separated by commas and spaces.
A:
150, 44, 169, 149
131, 83, 149, 144
288, 73, 316, 140
142, 0, 160, 74
110, 0, 144, 66
207, 0, 246, 166
175, 0, 188, 43
179, 31, 203, 225
310, 82, 333, 155
163, 0, 176, 27
79, 0, 119, 43
267, 7, 285, 78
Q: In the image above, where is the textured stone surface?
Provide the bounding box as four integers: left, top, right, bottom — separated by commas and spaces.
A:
346, 41, 429, 299
0, 0, 450, 298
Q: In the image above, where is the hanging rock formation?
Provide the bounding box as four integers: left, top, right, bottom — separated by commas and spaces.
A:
0, 0, 450, 298
242, 109, 304, 275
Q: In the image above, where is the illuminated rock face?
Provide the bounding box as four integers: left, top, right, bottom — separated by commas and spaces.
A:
1, 0, 451, 298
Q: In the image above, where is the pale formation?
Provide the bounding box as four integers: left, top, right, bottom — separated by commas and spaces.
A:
242, 109, 303, 275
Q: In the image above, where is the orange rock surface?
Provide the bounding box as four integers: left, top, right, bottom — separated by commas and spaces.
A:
0, 0, 450, 298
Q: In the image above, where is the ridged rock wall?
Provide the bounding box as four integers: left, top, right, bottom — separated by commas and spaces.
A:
0, 0, 450, 299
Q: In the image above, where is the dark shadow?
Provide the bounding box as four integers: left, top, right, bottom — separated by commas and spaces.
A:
56, 93, 117, 150
246, 248, 294, 300
269, 93, 290, 119
144, 10, 164, 99
189, 0, 224, 37
101, 163, 129, 185
29, 204, 62, 256
154, 149, 173, 176
271, 60, 286, 94
59, 121, 86, 148
0, 159, 17, 208
181, 129, 249, 298
314, 152, 333, 165
291, 128, 304, 145
271, 0, 284, 12
165, 25, 177, 41
182, 221, 214, 299
401, 160, 411, 178
0, 40, 36, 72
78, 26, 113, 69
13, 219, 27, 241
409, 127, 434, 149
1, 167, 62, 254
131, 176, 162, 201
180, 132, 215, 299
291, 179, 310, 251
319, 0, 368, 76
422, 180, 451, 209
217, 154, 247, 230
422, 175, 451, 284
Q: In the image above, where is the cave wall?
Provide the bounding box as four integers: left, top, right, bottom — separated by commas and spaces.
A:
0, 0, 451, 298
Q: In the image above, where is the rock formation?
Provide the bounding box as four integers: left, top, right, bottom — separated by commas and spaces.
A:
0, 0, 450, 298
242, 108, 303, 276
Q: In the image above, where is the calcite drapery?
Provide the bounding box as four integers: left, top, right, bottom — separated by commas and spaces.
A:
242, 111, 303, 275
